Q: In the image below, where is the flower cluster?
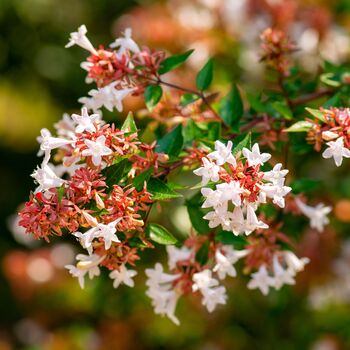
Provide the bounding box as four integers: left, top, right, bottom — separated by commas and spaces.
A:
19, 106, 155, 289
194, 141, 291, 235
66, 25, 165, 113
306, 107, 350, 167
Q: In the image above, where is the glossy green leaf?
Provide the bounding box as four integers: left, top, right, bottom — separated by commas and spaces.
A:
215, 230, 247, 248
232, 132, 252, 155
180, 93, 200, 106
305, 107, 326, 123
284, 121, 313, 132
102, 159, 131, 189
147, 178, 182, 200
133, 167, 154, 191
272, 101, 293, 120
186, 205, 210, 234
144, 85, 163, 111
158, 50, 194, 75
219, 85, 244, 132
157, 124, 184, 156
196, 58, 213, 91
195, 240, 209, 265
121, 112, 137, 133
145, 223, 178, 245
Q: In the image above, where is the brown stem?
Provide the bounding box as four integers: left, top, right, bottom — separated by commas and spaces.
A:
290, 88, 335, 107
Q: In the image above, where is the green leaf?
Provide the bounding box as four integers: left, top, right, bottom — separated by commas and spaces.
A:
156, 124, 184, 156
247, 93, 266, 113
57, 187, 65, 203
183, 120, 203, 146
145, 223, 178, 245
133, 167, 154, 191
207, 122, 221, 141
324, 93, 341, 108
272, 101, 293, 120
305, 107, 326, 122
320, 73, 341, 87
232, 132, 252, 155
101, 159, 131, 189
215, 230, 247, 249
284, 121, 313, 132
186, 205, 210, 234
180, 93, 200, 106
196, 58, 214, 91
144, 85, 163, 111
158, 50, 194, 75
121, 112, 137, 133
219, 85, 244, 132
128, 237, 148, 248
291, 178, 321, 194
147, 178, 182, 200
195, 240, 209, 265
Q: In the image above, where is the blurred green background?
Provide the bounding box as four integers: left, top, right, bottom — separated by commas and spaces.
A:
1, 0, 350, 349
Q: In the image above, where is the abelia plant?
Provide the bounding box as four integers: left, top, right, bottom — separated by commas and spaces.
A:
19, 24, 350, 325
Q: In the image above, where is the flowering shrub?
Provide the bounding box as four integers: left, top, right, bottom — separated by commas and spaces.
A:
18, 24, 350, 325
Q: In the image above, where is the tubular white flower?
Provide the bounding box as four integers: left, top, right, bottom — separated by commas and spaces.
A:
166, 246, 192, 270
193, 157, 221, 185
295, 198, 331, 233
82, 135, 113, 166
94, 218, 122, 250
65, 24, 97, 54
31, 163, 65, 193
272, 255, 295, 290
262, 163, 289, 185
247, 265, 275, 295
242, 143, 271, 166
110, 28, 140, 58
201, 285, 227, 312
65, 253, 105, 289
207, 140, 237, 166
283, 251, 310, 275
192, 269, 219, 292
71, 107, 100, 133
109, 265, 137, 288
322, 136, 350, 167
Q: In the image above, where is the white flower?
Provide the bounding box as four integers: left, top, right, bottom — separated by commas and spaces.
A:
71, 107, 100, 133
201, 285, 227, 312
322, 130, 339, 141
73, 226, 98, 254
145, 263, 181, 325
65, 253, 104, 289
192, 269, 219, 292
263, 163, 288, 185
37, 128, 74, 164
295, 198, 331, 233
82, 135, 113, 166
322, 136, 350, 167
216, 181, 243, 207
110, 28, 140, 57
54, 113, 77, 138
272, 255, 295, 290
201, 187, 225, 211
283, 251, 309, 275
207, 140, 237, 166
247, 265, 275, 295
109, 265, 137, 288
48, 162, 82, 178
213, 246, 248, 280
193, 157, 221, 185
79, 83, 133, 113
244, 204, 268, 234
203, 210, 231, 230
94, 219, 122, 250
65, 24, 97, 54
258, 183, 291, 208
31, 163, 65, 193
243, 143, 271, 166
166, 246, 192, 269
230, 206, 247, 235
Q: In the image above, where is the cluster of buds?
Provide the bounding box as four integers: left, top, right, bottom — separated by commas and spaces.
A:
306, 107, 350, 167
260, 27, 297, 76
193, 140, 291, 234
66, 25, 165, 113
19, 107, 155, 289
